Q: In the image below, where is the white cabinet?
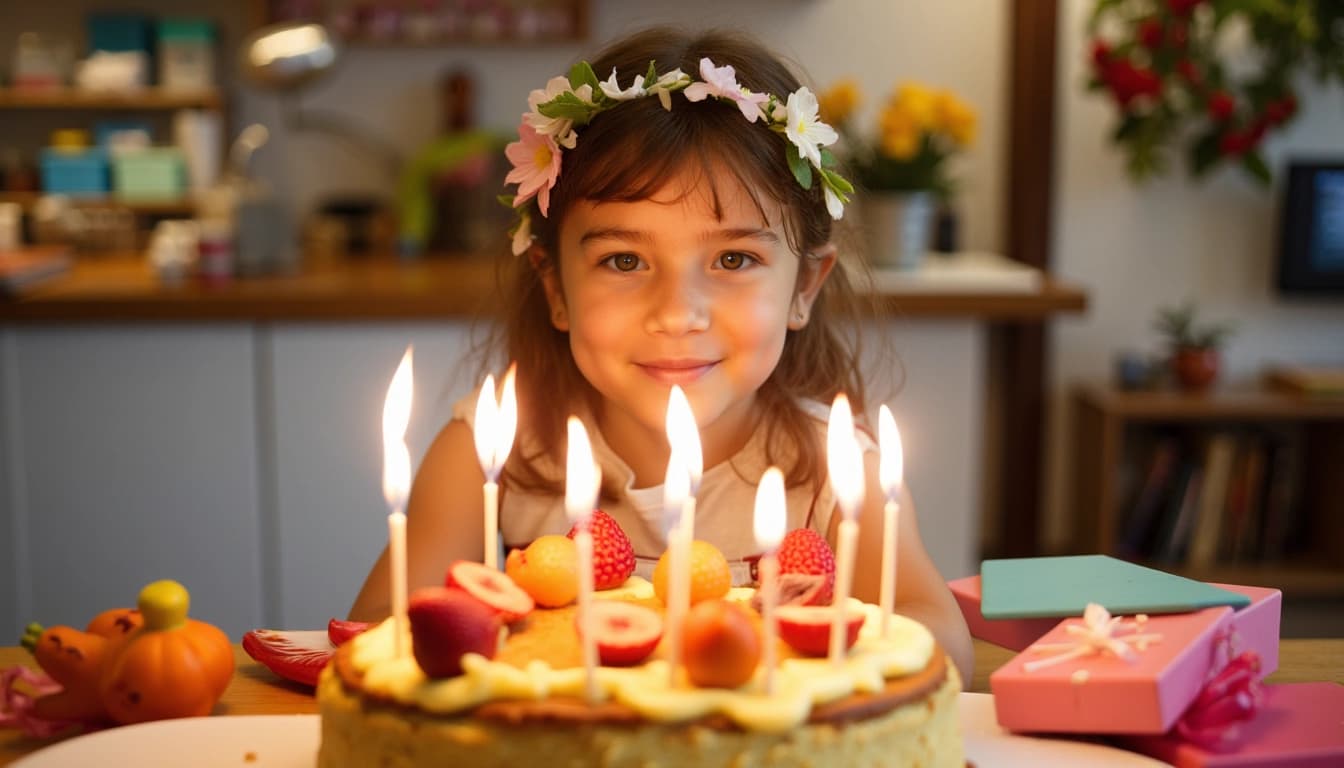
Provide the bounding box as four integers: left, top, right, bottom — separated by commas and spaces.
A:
1, 326, 262, 638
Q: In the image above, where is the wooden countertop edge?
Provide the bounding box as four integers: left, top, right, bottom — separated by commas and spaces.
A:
1, 257, 1088, 324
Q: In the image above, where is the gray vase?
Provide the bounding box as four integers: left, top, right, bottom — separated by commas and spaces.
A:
860, 191, 934, 270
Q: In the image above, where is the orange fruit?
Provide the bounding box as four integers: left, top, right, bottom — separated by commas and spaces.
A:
505, 535, 578, 608
652, 540, 732, 606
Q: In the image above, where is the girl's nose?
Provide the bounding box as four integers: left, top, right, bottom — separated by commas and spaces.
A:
646, 269, 710, 336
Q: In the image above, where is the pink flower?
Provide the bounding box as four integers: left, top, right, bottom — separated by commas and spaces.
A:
505, 118, 562, 218
683, 57, 768, 122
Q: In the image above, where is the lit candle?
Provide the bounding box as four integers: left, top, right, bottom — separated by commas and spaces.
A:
473, 364, 518, 570
666, 385, 703, 540
565, 416, 601, 703
877, 405, 903, 638
663, 386, 701, 686
382, 346, 414, 658
825, 393, 865, 665
661, 445, 690, 686
753, 466, 786, 694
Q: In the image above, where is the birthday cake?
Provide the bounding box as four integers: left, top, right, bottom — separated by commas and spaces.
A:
316, 566, 963, 767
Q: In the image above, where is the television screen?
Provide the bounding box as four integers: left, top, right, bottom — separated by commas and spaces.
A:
1278, 161, 1344, 295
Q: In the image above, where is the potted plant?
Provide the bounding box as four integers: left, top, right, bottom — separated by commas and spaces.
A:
1154, 300, 1234, 391
818, 79, 976, 269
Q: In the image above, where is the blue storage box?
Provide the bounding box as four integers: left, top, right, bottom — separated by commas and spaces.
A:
87, 13, 154, 55
40, 148, 111, 197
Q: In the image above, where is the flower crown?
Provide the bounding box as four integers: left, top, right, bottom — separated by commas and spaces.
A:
501, 57, 855, 256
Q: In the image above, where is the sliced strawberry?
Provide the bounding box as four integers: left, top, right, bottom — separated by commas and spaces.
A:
579, 601, 663, 666
242, 629, 334, 687
445, 560, 535, 622
776, 605, 865, 657
750, 573, 830, 612
327, 618, 373, 647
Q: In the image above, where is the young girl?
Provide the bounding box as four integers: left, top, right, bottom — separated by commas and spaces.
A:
349, 26, 973, 682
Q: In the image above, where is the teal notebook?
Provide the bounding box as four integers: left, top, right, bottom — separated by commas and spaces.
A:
980, 555, 1251, 619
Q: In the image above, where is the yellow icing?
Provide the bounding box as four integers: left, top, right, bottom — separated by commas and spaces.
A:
348, 578, 935, 733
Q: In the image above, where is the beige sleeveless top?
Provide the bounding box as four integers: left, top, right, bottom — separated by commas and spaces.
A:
453, 394, 876, 586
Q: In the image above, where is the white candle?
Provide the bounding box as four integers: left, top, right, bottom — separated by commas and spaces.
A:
877, 405, 904, 637
825, 393, 865, 665
565, 416, 601, 703
663, 386, 701, 686
382, 346, 414, 658
473, 364, 518, 570
753, 466, 786, 694
661, 447, 690, 686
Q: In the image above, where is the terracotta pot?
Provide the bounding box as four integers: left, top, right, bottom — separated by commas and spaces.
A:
1172, 347, 1220, 391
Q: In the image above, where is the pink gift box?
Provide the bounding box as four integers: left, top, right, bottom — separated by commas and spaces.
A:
949, 574, 1059, 651
1119, 683, 1344, 767
989, 584, 1281, 735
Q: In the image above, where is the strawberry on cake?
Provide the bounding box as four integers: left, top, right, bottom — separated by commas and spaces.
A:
316, 519, 963, 768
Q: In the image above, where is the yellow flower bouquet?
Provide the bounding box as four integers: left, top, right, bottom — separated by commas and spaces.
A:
819, 79, 976, 196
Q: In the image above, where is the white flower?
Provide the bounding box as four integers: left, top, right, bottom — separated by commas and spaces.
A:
511, 210, 534, 256
684, 58, 768, 122
524, 76, 593, 149
785, 86, 838, 168
647, 68, 689, 110
599, 69, 646, 101
824, 184, 845, 220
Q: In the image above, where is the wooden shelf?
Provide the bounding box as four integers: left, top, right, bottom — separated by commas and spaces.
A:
0, 87, 223, 110
1069, 382, 1344, 599
0, 192, 195, 216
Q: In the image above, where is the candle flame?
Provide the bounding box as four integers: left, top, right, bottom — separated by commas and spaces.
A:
472, 364, 520, 482
473, 373, 497, 474
878, 404, 903, 500
565, 416, 600, 525
826, 393, 865, 521
382, 346, 414, 511
662, 446, 689, 540
753, 466, 786, 550
665, 385, 703, 489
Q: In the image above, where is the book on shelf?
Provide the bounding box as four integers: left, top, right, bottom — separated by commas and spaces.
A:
1260, 428, 1305, 562
1185, 432, 1238, 570
1118, 436, 1181, 559
0, 245, 71, 295
1224, 434, 1269, 563
1155, 460, 1201, 563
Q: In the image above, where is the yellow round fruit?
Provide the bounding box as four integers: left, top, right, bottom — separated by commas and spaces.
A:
506, 535, 579, 608
652, 540, 732, 606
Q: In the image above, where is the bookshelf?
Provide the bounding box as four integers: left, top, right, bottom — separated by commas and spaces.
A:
1069, 383, 1344, 597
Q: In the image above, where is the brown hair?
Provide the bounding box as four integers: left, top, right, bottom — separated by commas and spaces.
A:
486, 26, 883, 499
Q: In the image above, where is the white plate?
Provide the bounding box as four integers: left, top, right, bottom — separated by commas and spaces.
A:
13, 715, 319, 768
960, 692, 1169, 767
15, 695, 1168, 767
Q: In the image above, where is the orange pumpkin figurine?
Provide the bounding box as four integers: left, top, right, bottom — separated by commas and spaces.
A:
98, 580, 234, 724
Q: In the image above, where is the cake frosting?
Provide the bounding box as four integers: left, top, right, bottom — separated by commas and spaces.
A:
318, 581, 963, 767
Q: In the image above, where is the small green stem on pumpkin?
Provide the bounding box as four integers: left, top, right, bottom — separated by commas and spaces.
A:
20, 621, 43, 652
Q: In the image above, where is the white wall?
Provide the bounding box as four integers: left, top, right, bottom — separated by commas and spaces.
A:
1045, 0, 1344, 548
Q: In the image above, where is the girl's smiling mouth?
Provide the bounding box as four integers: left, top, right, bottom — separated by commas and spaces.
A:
635, 359, 719, 384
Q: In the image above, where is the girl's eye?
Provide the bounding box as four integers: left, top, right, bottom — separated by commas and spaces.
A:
716, 252, 758, 271
601, 253, 644, 272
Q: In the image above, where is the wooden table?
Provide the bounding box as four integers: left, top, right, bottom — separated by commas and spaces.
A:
1, 639, 1338, 765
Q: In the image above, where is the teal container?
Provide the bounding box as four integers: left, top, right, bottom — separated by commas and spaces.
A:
40, 148, 111, 197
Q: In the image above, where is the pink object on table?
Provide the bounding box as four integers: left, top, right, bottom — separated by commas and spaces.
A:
949, 575, 1059, 651
989, 584, 1281, 735
1120, 682, 1344, 767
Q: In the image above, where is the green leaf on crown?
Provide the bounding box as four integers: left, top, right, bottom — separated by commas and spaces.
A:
569, 61, 601, 94
787, 145, 813, 190
538, 93, 599, 123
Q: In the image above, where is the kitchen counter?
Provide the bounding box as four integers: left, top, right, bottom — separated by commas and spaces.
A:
0, 253, 1087, 323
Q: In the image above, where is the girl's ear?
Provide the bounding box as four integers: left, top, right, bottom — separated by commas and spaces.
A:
789, 243, 838, 330
530, 247, 569, 331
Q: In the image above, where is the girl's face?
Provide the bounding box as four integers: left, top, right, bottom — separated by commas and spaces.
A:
540, 167, 833, 466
